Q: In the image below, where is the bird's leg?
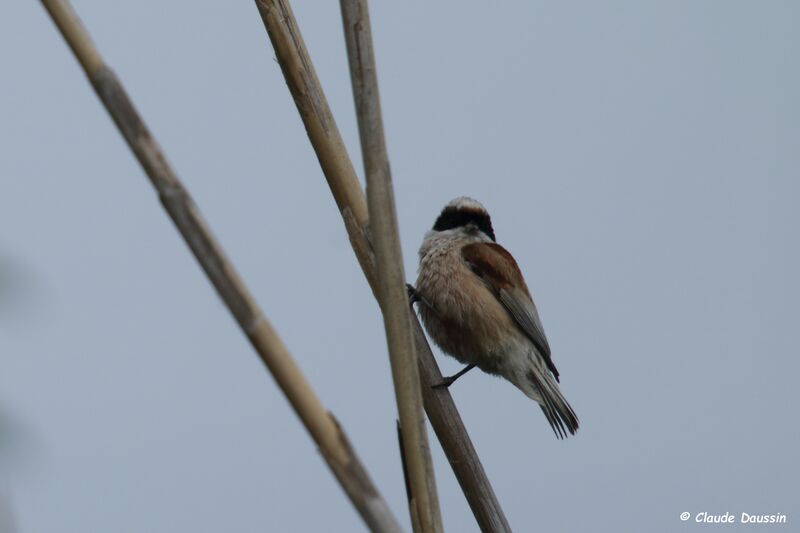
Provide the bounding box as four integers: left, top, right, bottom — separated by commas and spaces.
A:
433, 363, 477, 389
406, 283, 435, 311
406, 283, 420, 306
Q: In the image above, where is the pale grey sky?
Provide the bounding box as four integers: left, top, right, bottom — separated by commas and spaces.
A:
2, 1, 798, 532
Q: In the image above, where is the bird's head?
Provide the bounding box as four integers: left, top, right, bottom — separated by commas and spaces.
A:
431, 196, 496, 242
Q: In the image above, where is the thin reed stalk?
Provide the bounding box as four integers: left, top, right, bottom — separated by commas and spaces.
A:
40, 1, 403, 531
255, 1, 512, 530
339, 1, 442, 532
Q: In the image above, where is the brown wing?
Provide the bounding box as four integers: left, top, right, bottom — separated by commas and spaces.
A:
461, 242, 560, 381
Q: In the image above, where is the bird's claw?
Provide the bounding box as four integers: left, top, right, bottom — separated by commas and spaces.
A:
407, 284, 435, 312
406, 283, 419, 306
432, 377, 456, 389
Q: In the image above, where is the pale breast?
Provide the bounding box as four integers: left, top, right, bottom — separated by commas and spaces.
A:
416, 238, 519, 372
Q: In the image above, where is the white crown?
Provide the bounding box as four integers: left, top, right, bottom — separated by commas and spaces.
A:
446, 196, 487, 212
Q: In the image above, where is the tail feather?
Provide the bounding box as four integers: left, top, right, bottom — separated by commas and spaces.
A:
525, 368, 579, 439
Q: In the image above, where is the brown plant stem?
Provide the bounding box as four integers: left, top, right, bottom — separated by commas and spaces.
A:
339, 1, 442, 531
255, 0, 512, 530
40, 1, 403, 531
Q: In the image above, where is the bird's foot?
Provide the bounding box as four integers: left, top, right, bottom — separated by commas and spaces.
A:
432, 376, 457, 389
406, 284, 435, 311
406, 283, 420, 306
432, 363, 476, 389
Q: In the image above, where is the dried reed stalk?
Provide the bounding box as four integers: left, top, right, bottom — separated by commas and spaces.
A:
339, 1, 442, 531
40, 1, 403, 531
256, 0, 511, 530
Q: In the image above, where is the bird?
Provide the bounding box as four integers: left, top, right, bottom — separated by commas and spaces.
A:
409, 197, 579, 438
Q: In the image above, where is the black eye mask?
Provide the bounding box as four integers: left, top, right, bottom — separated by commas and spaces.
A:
433, 208, 496, 241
